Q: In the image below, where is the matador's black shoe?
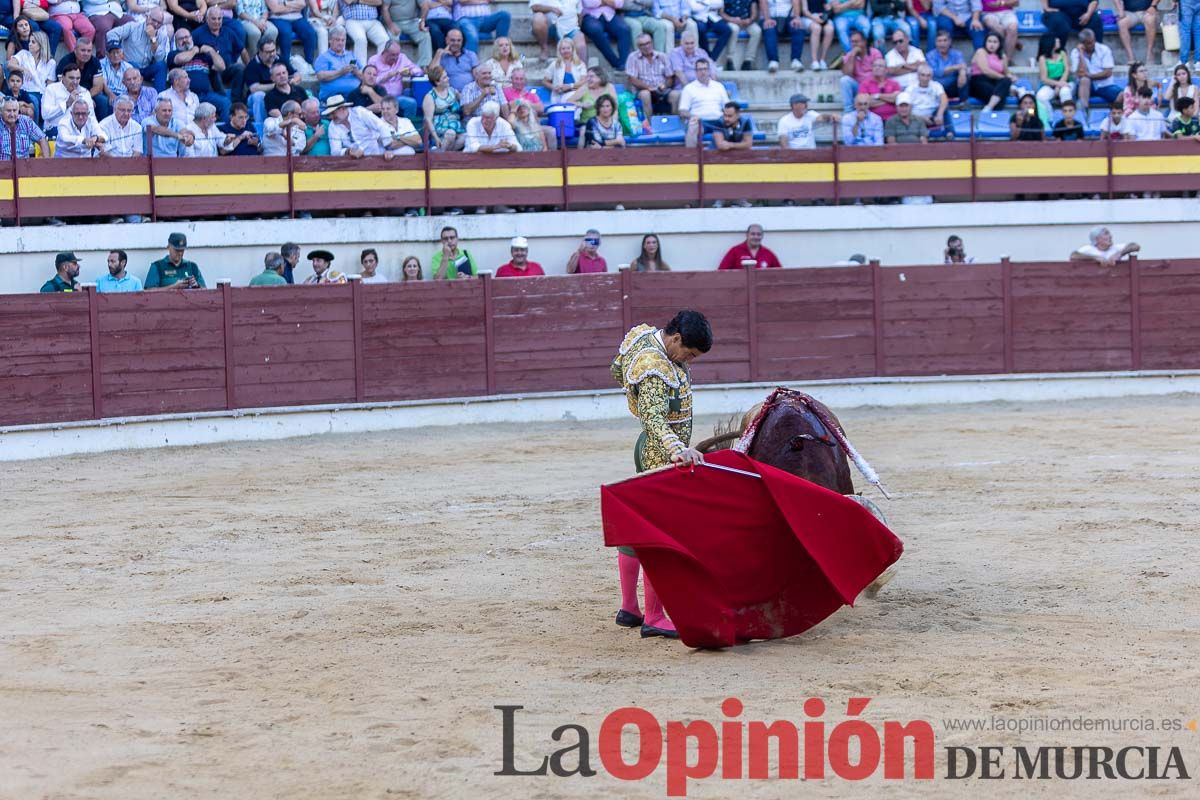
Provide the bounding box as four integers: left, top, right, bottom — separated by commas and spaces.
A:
640, 624, 679, 639
615, 609, 644, 628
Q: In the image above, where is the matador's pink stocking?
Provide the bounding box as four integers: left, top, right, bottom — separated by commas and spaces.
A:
642, 577, 676, 632
618, 552, 642, 615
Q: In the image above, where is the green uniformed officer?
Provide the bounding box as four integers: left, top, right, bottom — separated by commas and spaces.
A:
40, 252, 82, 293
146, 232, 206, 290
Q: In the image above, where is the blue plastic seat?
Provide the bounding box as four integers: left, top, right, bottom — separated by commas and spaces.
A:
948, 109, 973, 139
1016, 10, 1044, 35
721, 80, 750, 110
533, 86, 551, 106
636, 115, 686, 146
975, 110, 1012, 139
1086, 107, 1110, 133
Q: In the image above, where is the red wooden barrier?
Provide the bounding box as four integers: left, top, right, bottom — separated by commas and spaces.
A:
564, 147, 700, 207
630, 271, 750, 384
0, 292, 93, 425
292, 154, 426, 213
231, 284, 357, 408
153, 155, 290, 218
490, 273, 624, 392
429, 149, 564, 209
754, 266, 877, 380
6, 261, 1200, 429
360, 279, 488, 400
16, 157, 153, 220
1135, 256, 1200, 370
1009, 261, 1134, 372
96, 290, 227, 417
878, 262, 1005, 376
10, 140, 1200, 221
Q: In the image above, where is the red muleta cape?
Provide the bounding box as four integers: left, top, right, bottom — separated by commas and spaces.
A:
601, 449, 903, 649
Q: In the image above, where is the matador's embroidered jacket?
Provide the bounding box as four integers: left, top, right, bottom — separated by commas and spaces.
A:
611, 324, 695, 470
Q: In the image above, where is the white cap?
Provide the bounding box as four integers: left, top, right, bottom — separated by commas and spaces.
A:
510, 236, 529, 248
896, 92, 912, 105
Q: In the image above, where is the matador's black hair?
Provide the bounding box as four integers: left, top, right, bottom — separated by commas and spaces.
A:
665, 310, 713, 353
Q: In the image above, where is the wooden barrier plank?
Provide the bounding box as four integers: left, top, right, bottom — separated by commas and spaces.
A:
429, 150, 565, 208
565, 148, 699, 206
152, 156, 289, 217
16, 157, 153, 219
702, 149, 835, 201
292, 155, 427, 212
835, 141, 974, 198
974, 140, 1108, 196
235, 379, 357, 408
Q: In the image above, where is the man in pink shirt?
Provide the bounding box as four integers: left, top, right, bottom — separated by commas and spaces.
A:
857, 59, 901, 121
367, 40, 422, 97
717, 224, 783, 270
839, 28, 883, 112
496, 236, 546, 277
566, 229, 609, 273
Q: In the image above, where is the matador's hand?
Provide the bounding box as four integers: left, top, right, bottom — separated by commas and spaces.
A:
672, 447, 705, 467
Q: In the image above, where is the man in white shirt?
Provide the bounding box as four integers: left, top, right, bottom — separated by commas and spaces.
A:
1070, 226, 1140, 268
1070, 29, 1120, 110
907, 64, 947, 129
262, 100, 308, 156
324, 94, 389, 157
99, 97, 144, 157
884, 29, 924, 90
42, 65, 97, 131
678, 58, 729, 146
165, 67, 200, 127
184, 102, 223, 157
1122, 87, 1168, 141
55, 99, 106, 158
776, 93, 837, 149
464, 100, 521, 152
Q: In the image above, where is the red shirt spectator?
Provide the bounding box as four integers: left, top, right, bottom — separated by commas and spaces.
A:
718, 225, 783, 270
496, 236, 545, 277
566, 230, 609, 274
496, 261, 546, 277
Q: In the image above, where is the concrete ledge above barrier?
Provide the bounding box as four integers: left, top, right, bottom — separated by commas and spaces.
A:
4, 370, 1199, 462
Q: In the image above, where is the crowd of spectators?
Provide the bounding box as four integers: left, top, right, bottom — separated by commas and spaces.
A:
36, 223, 852, 291
36, 223, 1148, 292
0, 0, 1194, 224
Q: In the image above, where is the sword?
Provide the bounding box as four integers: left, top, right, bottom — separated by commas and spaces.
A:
700, 462, 762, 480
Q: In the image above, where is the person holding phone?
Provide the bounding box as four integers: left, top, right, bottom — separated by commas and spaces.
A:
431, 225, 479, 280
146, 232, 206, 290
566, 228, 609, 273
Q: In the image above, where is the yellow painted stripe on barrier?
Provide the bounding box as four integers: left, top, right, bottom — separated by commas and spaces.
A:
294, 169, 426, 193
567, 163, 699, 185
155, 173, 288, 197
1112, 154, 1200, 176
704, 162, 834, 184
976, 157, 1108, 178
430, 167, 562, 190
18, 174, 151, 198
0, 180, 12, 201
838, 159, 972, 181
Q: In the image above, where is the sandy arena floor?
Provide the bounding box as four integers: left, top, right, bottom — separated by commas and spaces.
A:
3, 395, 1200, 799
